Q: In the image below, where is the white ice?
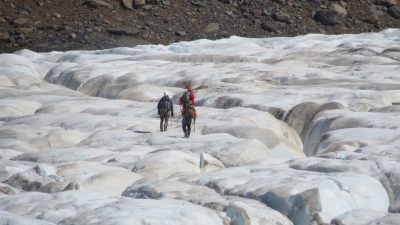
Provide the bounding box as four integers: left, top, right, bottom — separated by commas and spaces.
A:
1, 29, 400, 225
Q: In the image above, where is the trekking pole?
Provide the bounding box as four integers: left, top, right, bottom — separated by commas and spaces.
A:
193, 118, 196, 133
170, 111, 173, 130
193, 109, 196, 133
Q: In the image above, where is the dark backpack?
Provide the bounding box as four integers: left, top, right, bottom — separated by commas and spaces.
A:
159, 97, 171, 113
180, 92, 191, 108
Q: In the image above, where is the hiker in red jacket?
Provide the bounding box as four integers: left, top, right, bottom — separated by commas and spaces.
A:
179, 86, 196, 138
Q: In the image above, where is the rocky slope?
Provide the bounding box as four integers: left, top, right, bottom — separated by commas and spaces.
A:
0, 0, 400, 53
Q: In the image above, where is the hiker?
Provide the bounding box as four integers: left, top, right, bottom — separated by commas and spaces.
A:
157, 92, 174, 132
180, 86, 196, 138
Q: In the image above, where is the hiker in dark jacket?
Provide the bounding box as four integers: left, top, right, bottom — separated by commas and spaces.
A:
157, 92, 174, 132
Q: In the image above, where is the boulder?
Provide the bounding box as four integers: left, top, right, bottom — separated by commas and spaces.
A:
261, 21, 278, 32
85, 0, 113, 9
273, 11, 291, 23
70, 33, 77, 39
204, 23, 220, 33
161, 0, 171, 6
375, 0, 398, 7
121, 0, 133, 9
175, 30, 187, 37
191, 1, 208, 7
365, 9, 381, 26
330, 3, 347, 16
388, 6, 400, 19
16, 27, 33, 34
0, 31, 10, 41
53, 12, 62, 19
13, 18, 29, 26
107, 27, 141, 36
134, 0, 146, 7
313, 10, 341, 25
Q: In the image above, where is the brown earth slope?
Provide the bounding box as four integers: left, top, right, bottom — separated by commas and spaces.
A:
0, 0, 400, 53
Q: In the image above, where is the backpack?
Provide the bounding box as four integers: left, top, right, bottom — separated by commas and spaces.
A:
159, 97, 170, 113
180, 92, 191, 109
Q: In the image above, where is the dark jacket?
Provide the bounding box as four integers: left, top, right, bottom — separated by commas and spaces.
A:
157, 95, 174, 116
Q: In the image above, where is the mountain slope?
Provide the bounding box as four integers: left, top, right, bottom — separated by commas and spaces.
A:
1, 0, 400, 52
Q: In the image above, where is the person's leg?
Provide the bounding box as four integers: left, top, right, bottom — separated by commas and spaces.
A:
160, 115, 165, 131
182, 116, 188, 137
187, 118, 192, 137
164, 113, 170, 131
